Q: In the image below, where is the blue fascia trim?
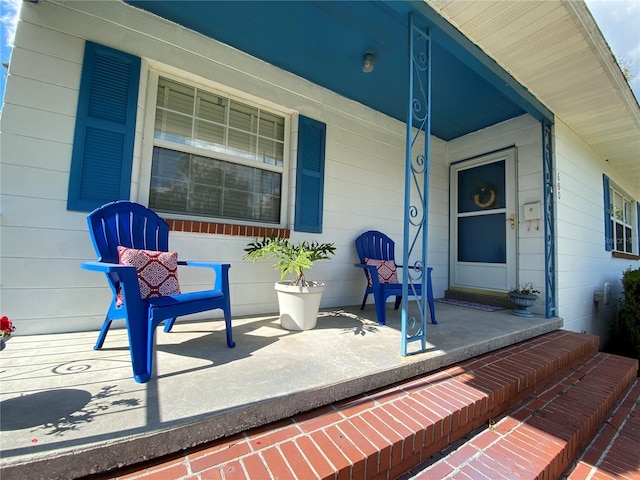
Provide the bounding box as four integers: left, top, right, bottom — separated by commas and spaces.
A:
401, 1, 554, 125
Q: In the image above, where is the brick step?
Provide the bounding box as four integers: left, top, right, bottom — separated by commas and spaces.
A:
565, 378, 640, 480
406, 352, 638, 480
89, 330, 601, 480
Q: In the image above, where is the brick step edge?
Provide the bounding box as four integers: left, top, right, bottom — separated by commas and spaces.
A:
89, 330, 600, 480
565, 378, 640, 480
408, 352, 638, 480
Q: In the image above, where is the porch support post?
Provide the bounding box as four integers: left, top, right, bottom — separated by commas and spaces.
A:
542, 121, 557, 318
401, 14, 431, 356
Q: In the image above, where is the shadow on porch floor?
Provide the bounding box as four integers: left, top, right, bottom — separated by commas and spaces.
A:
0, 302, 561, 479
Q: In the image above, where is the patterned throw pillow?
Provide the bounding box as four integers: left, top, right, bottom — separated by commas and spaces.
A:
116, 246, 181, 305
364, 258, 398, 287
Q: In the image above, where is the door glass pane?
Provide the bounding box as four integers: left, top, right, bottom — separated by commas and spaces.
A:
458, 214, 506, 263
458, 160, 505, 213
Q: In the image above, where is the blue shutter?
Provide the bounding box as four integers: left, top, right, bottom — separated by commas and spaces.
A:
294, 115, 326, 233
637, 202, 640, 254
603, 174, 613, 251
67, 42, 141, 212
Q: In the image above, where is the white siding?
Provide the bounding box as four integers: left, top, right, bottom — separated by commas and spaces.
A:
4, 0, 633, 340
0, 0, 449, 334
553, 118, 637, 343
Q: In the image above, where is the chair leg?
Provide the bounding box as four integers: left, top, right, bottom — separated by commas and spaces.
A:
360, 293, 368, 310
127, 317, 152, 384
94, 318, 113, 350
224, 307, 236, 348
374, 294, 387, 326
163, 317, 177, 332
427, 272, 437, 325
144, 326, 156, 384
394, 296, 402, 310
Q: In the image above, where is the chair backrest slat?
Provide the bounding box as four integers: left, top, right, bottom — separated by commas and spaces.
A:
87, 201, 170, 264
118, 210, 134, 249
355, 230, 396, 263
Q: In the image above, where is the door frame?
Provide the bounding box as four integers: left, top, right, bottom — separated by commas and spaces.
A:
449, 148, 518, 294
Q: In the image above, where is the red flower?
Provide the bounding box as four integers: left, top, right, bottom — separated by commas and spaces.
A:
0, 316, 15, 337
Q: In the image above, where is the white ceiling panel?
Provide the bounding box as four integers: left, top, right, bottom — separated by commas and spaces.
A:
429, 0, 640, 195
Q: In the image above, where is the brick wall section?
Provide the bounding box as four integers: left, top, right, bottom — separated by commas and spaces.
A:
166, 218, 291, 239
412, 352, 638, 480
91, 331, 612, 480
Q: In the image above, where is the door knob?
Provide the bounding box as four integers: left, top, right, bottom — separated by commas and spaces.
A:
508, 213, 515, 230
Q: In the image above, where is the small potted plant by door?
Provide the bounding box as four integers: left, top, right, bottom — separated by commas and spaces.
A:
508, 283, 540, 317
244, 235, 336, 330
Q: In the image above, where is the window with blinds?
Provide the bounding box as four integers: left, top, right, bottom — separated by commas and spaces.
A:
150, 77, 286, 224
610, 186, 634, 253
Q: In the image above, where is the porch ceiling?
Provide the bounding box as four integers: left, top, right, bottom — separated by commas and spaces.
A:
429, 0, 640, 195
123, 0, 639, 194
124, 0, 552, 142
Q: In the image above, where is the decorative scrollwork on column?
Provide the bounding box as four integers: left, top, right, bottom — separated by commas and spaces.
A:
542, 121, 556, 318
401, 14, 431, 355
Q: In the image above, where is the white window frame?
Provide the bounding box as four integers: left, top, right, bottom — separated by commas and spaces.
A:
138, 67, 292, 228
609, 184, 636, 254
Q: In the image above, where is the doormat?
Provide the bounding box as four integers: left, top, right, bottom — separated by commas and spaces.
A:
436, 298, 506, 312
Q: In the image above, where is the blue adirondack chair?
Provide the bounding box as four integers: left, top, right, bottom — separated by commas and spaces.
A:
82, 201, 235, 383
354, 230, 437, 326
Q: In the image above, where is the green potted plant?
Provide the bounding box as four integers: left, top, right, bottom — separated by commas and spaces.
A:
244, 235, 336, 330
508, 282, 540, 317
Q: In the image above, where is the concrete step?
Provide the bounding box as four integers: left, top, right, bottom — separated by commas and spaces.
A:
86, 330, 602, 480
405, 352, 638, 480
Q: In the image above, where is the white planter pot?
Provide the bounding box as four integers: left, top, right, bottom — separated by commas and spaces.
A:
274, 281, 325, 331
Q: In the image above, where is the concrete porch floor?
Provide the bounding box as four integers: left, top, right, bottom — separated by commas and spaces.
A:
0, 301, 562, 479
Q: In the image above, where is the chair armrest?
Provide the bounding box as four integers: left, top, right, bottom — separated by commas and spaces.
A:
354, 263, 382, 286
81, 261, 144, 308
178, 261, 231, 293
354, 263, 377, 274
82, 261, 136, 277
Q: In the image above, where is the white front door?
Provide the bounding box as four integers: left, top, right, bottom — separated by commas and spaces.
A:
449, 148, 517, 293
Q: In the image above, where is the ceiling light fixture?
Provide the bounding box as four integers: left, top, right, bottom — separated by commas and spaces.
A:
362, 53, 374, 73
